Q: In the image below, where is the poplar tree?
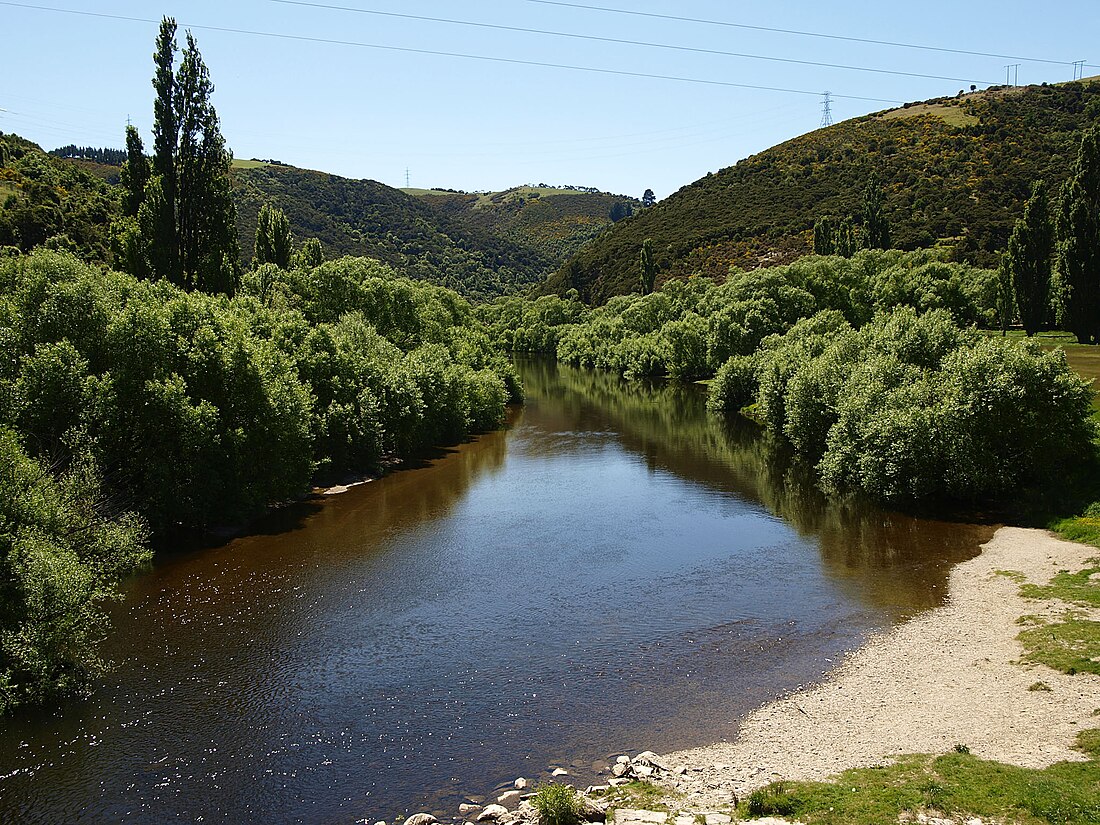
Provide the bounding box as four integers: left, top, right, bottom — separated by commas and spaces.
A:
254, 203, 292, 269
149, 18, 179, 281
813, 216, 836, 255
119, 125, 149, 218
639, 238, 656, 294
128, 17, 239, 293
1056, 126, 1100, 344
1005, 181, 1053, 336
861, 171, 891, 250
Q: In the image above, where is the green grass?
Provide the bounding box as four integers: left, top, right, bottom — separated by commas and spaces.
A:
1021, 564, 1100, 608
1019, 615, 1100, 676
230, 158, 271, 169
737, 742, 1100, 825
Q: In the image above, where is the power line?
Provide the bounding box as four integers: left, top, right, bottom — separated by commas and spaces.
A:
265, 0, 995, 86
0, 2, 903, 105
523, 0, 1082, 68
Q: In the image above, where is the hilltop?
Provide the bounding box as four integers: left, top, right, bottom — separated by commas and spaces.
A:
541, 78, 1100, 304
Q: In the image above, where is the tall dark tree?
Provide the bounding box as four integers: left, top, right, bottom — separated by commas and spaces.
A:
641, 188, 656, 208
1056, 125, 1100, 344
130, 19, 239, 293
150, 17, 180, 281
254, 203, 292, 269
861, 171, 890, 250
119, 125, 149, 218
1005, 181, 1053, 336
834, 218, 857, 258
813, 216, 837, 255
639, 237, 656, 294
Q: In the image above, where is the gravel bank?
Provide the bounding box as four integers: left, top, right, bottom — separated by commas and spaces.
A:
659, 527, 1100, 808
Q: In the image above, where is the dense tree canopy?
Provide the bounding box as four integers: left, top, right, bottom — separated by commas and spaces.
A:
0, 248, 520, 710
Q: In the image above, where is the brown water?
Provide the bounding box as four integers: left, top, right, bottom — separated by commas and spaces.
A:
0, 358, 993, 824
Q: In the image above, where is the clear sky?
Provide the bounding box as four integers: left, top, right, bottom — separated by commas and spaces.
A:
1, 1, 1096, 199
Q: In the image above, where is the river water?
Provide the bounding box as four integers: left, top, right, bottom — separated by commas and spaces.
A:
0, 358, 992, 824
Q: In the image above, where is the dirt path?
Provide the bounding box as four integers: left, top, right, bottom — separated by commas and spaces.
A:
659, 527, 1100, 808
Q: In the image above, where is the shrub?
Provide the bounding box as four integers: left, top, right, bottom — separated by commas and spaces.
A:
532, 783, 581, 825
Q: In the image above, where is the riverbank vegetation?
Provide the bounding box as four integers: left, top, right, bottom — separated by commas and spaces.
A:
0, 247, 518, 712
482, 249, 1096, 503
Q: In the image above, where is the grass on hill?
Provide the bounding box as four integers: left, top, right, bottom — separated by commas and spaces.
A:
879, 100, 980, 128
231, 158, 271, 169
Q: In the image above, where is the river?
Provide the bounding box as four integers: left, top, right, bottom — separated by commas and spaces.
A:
0, 357, 993, 824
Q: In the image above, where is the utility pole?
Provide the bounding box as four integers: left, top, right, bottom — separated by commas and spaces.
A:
1073, 60, 1086, 81
1004, 64, 1020, 86
820, 91, 832, 128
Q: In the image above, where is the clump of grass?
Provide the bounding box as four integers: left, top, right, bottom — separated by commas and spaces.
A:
994, 569, 1028, 583
1029, 681, 1054, 691
531, 783, 581, 825
747, 783, 797, 818
953, 743, 971, 754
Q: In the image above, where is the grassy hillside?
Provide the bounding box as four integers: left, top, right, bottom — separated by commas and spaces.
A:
543, 78, 1100, 304
404, 184, 640, 272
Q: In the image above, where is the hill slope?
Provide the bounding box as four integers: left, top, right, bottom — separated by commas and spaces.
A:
543, 79, 1100, 304
405, 185, 640, 265
231, 164, 554, 300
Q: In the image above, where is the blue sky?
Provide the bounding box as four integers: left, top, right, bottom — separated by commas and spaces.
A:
1, 1, 1096, 198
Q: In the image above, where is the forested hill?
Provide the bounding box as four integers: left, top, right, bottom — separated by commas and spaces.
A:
541, 78, 1100, 304
232, 163, 558, 300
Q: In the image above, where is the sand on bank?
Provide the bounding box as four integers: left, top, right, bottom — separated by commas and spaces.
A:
659, 527, 1100, 807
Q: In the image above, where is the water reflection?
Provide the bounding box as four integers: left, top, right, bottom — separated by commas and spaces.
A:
0, 358, 991, 825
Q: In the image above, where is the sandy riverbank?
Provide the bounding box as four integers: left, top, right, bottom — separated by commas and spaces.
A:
658, 526, 1100, 808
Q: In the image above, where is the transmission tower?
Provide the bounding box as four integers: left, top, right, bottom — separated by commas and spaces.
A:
820, 91, 833, 128
1073, 60, 1086, 81
1004, 63, 1020, 86
405, 167, 410, 187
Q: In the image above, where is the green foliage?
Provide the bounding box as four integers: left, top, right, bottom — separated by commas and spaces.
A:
747, 784, 798, 818
1056, 125, 1100, 344
640, 237, 656, 294
233, 167, 564, 301
495, 249, 1091, 501
545, 80, 1100, 303
0, 132, 120, 262
0, 428, 150, 713
1, 249, 518, 535
1006, 180, 1054, 336
126, 18, 240, 293
253, 202, 291, 269
531, 783, 581, 825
